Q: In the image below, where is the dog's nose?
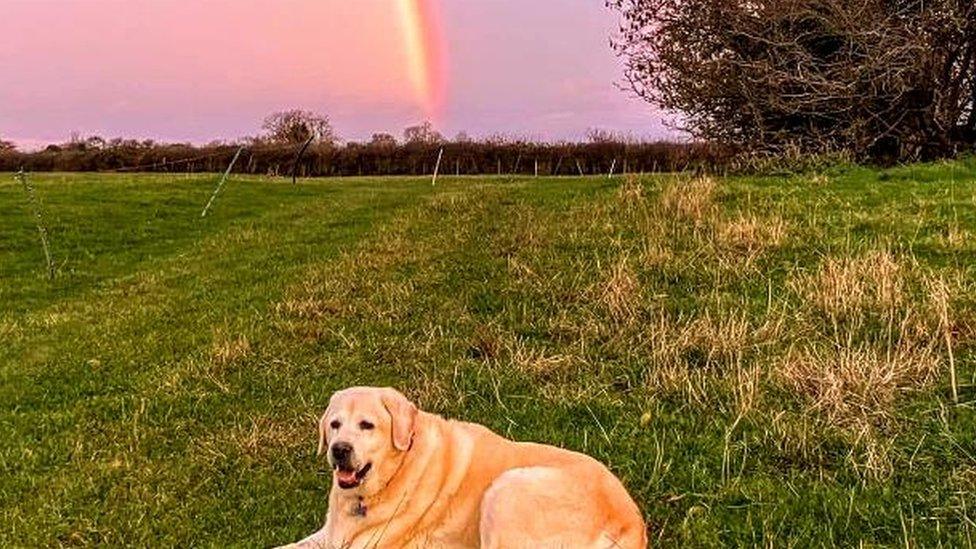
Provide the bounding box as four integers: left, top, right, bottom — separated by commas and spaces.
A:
331, 441, 353, 463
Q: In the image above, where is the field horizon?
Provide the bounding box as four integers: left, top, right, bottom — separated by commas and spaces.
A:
2, 163, 975, 546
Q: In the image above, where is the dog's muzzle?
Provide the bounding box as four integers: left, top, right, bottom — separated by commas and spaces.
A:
330, 441, 371, 489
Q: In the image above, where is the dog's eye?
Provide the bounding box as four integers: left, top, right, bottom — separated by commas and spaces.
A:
330, 420, 341, 430
359, 421, 375, 431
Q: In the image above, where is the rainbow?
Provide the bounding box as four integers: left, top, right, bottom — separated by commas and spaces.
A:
396, 0, 447, 121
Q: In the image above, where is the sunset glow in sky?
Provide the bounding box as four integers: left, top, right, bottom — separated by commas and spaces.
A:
1, 0, 667, 148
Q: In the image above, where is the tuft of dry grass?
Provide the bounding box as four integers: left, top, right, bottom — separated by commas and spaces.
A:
506, 255, 538, 282
468, 324, 581, 380
275, 291, 347, 320
670, 313, 757, 366
644, 176, 788, 275
939, 222, 970, 249
642, 311, 781, 407
809, 174, 830, 186
595, 256, 641, 322
196, 415, 309, 466
778, 256, 969, 476
798, 251, 907, 320
211, 331, 252, 366
717, 214, 787, 253
616, 175, 645, 208
639, 239, 673, 268
925, 275, 962, 402
0, 317, 20, 340
776, 343, 940, 429
508, 341, 577, 376
659, 176, 718, 223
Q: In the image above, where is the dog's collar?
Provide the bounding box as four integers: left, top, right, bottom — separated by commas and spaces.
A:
352, 497, 367, 518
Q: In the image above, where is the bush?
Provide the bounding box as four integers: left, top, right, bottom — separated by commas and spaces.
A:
0, 138, 731, 176
609, 0, 976, 162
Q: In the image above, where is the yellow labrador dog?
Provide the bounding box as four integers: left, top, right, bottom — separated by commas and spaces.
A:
277, 387, 647, 548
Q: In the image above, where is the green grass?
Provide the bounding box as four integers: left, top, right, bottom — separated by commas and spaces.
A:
2, 163, 975, 547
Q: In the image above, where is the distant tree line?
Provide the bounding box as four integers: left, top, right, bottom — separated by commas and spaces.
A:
0, 111, 728, 176
608, 0, 976, 162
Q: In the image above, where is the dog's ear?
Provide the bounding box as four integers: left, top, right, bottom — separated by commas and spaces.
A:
316, 396, 337, 457
381, 389, 417, 451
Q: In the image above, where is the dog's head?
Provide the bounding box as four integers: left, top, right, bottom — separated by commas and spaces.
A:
317, 387, 418, 493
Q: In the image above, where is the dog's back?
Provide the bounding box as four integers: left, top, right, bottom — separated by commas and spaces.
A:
449, 418, 647, 548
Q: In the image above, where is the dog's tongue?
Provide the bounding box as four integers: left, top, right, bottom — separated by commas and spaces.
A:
337, 469, 358, 484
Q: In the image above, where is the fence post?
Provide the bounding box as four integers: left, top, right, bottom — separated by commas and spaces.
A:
291, 134, 315, 184
432, 147, 444, 186
15, 170, 55, 280
202, 146, 244, 218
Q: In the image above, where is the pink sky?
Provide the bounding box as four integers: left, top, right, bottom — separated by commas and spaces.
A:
0, 0, 671, 148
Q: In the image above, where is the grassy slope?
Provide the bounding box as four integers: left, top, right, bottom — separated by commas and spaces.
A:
1, 164, 974, 547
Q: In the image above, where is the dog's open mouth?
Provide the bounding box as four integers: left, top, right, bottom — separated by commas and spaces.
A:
335, 462, 372, 489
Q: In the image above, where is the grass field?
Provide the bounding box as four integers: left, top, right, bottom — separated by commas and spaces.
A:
2, 162, 976, 547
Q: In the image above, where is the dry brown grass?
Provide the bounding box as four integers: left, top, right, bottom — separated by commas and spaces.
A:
731, 364, 765, 416
196, 415, 310, 466
508, 342, 578, 376
924, 275, 963, 402
793, 251, 971, 349
467, 323, 582, 381
797, 251, 907, 320
659, 176, 718, 223
616, 175, 645, 207
644, 176, 789, 276
848, 430, 898, 480
669, 313, 757, 365
0, 317, 19, 340
274, 284, 348, 320
777, 254, 969, 477
809, 174, 830, 186
210, 331, 251, 366
426, 191, 471, 213
776, 344, 940, 428
717, 214, 787, 253
642, 311, 782, 407
638, 239, 673, 268
595, 256, 641, 322
939, 222, 970, 249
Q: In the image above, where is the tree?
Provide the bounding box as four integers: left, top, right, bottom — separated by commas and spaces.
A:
403, 121, 444, 145
608, 0, 976, 161
586, 128, 619, 144
0, 139, 15, 153
61, 134, 106, 151
369, 133, 398, 148
262, 110, 336, 145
